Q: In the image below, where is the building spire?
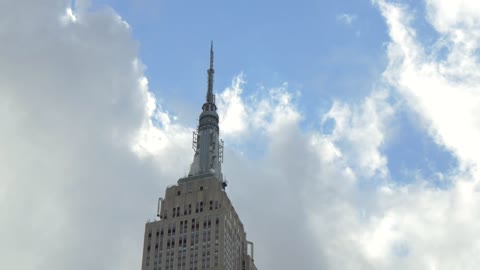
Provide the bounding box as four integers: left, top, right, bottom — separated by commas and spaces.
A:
210, 41, 214, 69
183, 42, 223, 182
206, 41, 215, 104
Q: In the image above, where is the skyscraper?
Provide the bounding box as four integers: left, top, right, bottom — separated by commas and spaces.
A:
141, 44, 257, 270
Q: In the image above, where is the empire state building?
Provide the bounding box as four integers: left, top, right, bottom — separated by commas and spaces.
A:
141, 44, 257, 270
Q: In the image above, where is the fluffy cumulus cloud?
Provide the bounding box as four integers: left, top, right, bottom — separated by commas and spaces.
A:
378, 0, 480, 170
338, 0, 480, 269
323, 90, 393, 179
2, 0, 480, 270
0, 0, 190, 269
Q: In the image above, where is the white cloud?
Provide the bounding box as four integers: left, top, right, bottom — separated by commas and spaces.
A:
217, 73, 248, 137
2, 1, 480, 270
337, 13, 359, 26
217, 77, 300, 144
61, 7, 77, 24
377, 0, 480, 171
425, 0, 480, 34
324, 90, 393, 178
0, 1, 186, 269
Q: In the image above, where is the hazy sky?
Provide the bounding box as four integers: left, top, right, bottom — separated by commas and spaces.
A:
1, 0, 480, 269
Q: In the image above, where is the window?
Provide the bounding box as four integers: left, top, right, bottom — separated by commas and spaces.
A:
177, 191, 181, 196
200, 186, 204, 191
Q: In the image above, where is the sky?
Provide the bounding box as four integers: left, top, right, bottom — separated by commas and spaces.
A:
1, 0, 480, 269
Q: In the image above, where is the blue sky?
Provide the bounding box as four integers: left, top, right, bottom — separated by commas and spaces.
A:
2, 0, 480, 269
94, 0, 388, 104
90, 0, 456, 184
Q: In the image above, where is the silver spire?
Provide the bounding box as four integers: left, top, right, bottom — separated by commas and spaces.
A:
183, 42, 223, 182
206, 41, 215, 104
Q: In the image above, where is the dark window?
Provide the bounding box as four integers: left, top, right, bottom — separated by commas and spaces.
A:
177, 190, 181, 196
200, 186, 203, 191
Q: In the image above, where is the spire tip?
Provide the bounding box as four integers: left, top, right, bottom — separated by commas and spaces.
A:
210, 41, 214, 69
207, 42, 215, 103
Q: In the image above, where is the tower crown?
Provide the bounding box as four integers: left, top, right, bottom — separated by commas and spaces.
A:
181, 43, 224, 184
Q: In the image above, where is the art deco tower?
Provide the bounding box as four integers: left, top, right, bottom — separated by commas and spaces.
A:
141, 44, 257, 270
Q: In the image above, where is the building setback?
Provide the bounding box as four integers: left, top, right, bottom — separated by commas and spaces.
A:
141, 44, 257, 270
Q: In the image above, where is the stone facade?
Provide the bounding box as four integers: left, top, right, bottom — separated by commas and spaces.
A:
141, 175, 255, 270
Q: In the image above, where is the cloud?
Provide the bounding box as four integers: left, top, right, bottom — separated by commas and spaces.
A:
227, 1, 480, 269
323, 90, 394, 178
342, 1, 480, 269
377, 0, 480, 171
337, 13, 358, 26
0, 1, 185, 269
2, 0, 480, 270
425, 0, 480, 34
217, 73, 248, 137
214, 77, 394, 269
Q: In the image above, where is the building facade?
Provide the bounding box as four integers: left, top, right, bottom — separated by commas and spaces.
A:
141, 44, 256, 270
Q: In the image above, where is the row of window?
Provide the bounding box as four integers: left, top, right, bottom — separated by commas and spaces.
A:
147, 217, 220, 250
164, 201, 222, 219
